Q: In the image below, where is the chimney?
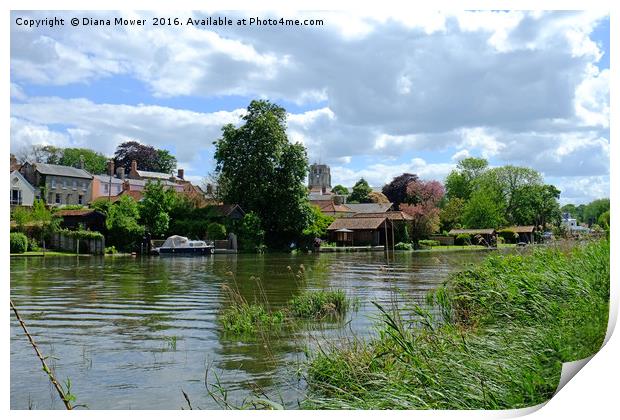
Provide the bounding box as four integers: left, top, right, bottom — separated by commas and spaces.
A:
107, 160, 115, 176
177, 168, 184, 180
116, 167, 125, 180
206, 184, 213, 195
122, 180, 130, 192
131, 160, 138, 174
79, 155, 85, 169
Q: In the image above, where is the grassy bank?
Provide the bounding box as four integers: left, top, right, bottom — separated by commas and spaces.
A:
10, 251, 91, 257
303, 240, 609, 409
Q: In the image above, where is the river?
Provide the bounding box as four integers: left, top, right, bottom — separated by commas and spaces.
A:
10, 250, 496, 409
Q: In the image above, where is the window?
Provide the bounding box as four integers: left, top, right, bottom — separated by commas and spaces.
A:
72, 180, 77, 190
62, 179, 67, 189
55, 193, 61, 204
10, 189, 22, 205
78, 195, 84, 205
103, 183, 109, 193
51, 177, 56, 188
82, 182, 87, 191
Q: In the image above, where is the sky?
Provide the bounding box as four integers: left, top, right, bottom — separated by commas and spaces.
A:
9, 10, 610, 204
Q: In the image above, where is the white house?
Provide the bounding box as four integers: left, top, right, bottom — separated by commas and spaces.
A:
10, 170, 36, 206
561, 213, 590, 234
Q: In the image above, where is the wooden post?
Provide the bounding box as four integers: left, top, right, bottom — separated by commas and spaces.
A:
391, 220, 395, 260
384, 218, 388, 261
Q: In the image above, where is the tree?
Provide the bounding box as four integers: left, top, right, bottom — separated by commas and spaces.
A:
444, 158, 488, 200
332, 185, 349, 196
106, 196, 144, 251
440, 197, 465, 232
139, 180, 177, 237
583, 198, 610, 226
114, 141, 176, 174
238, 212, 265, 251
155, 149, 178, 174
303, 205, 335, 239
461, 188, 505, 229
368, 191, 390, 204
213, 100, 312, 247
400, 179, 444, 242
598, 210, 610, 230
382, 173, 418, 209
510, 184, 561, 229
349, 178, 372, 203
59, 148, 108, 174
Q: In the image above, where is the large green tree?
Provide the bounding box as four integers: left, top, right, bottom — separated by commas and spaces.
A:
59, 148, 108, 174
213, 100, 312, 247
114, 141, 177, 174
107, 196, 144, 251
462, 187, 505, 229
349, 178, 372, 203
511, 184, 561, 229
445, 157, 489, 200
583, 198, 610, 226
139, 180, 178, 237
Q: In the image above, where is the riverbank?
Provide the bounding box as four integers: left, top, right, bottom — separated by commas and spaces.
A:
10, 251, 134, 257
302, 239, 609, 409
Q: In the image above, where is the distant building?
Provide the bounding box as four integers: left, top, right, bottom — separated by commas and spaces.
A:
20, 162, 93, 206
561, 213, 590, 234
128, 159, 182, 183
10, 170, 36, 206
308, 163, 331, 194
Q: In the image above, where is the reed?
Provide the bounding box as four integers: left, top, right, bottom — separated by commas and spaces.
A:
303, 239, 610, 409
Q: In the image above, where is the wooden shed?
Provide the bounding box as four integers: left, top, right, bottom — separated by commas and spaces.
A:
327, 216, 393, 246
448, 228, 497, 246
55, 209, 107, 233
502, 226, 536, 243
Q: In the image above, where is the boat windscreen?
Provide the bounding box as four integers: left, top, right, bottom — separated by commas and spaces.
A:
161, 235, 189, 248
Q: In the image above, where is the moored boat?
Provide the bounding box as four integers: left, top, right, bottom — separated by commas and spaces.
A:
154, 235, 215, 255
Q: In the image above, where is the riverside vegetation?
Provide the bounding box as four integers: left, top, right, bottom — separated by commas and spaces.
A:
302, 239, 609, 409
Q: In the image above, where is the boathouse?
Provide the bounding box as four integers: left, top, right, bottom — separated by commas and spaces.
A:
327, 216, 393, 246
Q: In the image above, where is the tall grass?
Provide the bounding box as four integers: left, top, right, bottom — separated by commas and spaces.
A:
288, 290, 350, 319
303, 240, 609, 409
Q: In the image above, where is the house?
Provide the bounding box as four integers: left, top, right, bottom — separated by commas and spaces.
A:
448, 228, 497, 246
127, 159, 183, 183
20, 162, 93, 206
10, 170, 36, 207
502, 226, 536, 243
55, 209, 107, 233
205, 204, 246, 221
317, 202, 355, 218
561, 213, 590, 234
327, 216, 393, 246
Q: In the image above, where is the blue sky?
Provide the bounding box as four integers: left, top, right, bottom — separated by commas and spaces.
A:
10, 10, 609, 204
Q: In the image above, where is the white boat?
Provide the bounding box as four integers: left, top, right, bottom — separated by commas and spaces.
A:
155, 235, 215, 255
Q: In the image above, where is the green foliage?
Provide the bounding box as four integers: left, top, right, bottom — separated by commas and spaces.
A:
462, 187, 505, 229
349, 178, 372, 203
303, 205, 335, 239
104, 246, 118, 254
288, 290, 350, 319
107, 195, 144, 251
59, 148, 108, 174
90, 199, 112, 216
418, 239, 440, 248
439, 198, 465, 232
139, 180, 177, 237
28, 237, 41, 252
214, 100, 312, 247
394, 242, 413, 250
207, 222, 227, 240
445, 158, 488, 200
238, 212, 265, 252
497, 229, 519, 244
583, 199, 610, 226
60, 229, 104, 240
114, 141, 177, 174
598, 210, 610, 230
304, 240, 609, 409
331, 185, 349, 196
220, 303, 285, 335
11, 206, 31, 231
455, 233, 471, 245
10, 232, 29, 253
155, 149, 178, 174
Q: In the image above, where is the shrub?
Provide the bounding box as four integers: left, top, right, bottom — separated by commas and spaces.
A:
498, 229, 519, 244
60, 229, 104, 240
105, 246, 118, 254
239, 212, 265, 252
10, 232, 29, 253
207, 222, 227, 240
418, 239, 440, 248
455, 233, 471, 245
288, 290, 350, 319
28, 237, 41, 252
394, 242, 413, 250
220, 303, 284, 334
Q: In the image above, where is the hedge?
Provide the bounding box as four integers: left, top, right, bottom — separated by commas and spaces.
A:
10, 232, 29, 253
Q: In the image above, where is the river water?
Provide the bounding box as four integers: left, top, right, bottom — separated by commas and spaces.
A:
10, 250, 495, 409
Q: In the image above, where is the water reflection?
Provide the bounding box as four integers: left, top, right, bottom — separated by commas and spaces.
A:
11, 251, 494, 409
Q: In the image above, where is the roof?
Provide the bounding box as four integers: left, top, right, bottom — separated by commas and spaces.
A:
308, 192, 334, 201
93, 174, 124, 184
327, 217, 388, 231
352, 211, 413, 221
345, 203, 393, 213
207, 204, 245, 217
502, 226, 536, 233
136, 170, 180, 181
94, 190, 144, 203
319, 203, 354, 213
449, 229, 496, 235
32, 162, 92, 179
55, 209, 104, 217
10, 170, 36, 192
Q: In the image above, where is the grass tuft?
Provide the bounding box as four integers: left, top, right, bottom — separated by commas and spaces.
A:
288, 289, 351, 319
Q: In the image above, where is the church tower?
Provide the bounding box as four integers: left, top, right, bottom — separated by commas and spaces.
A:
308, 163, 331, 193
